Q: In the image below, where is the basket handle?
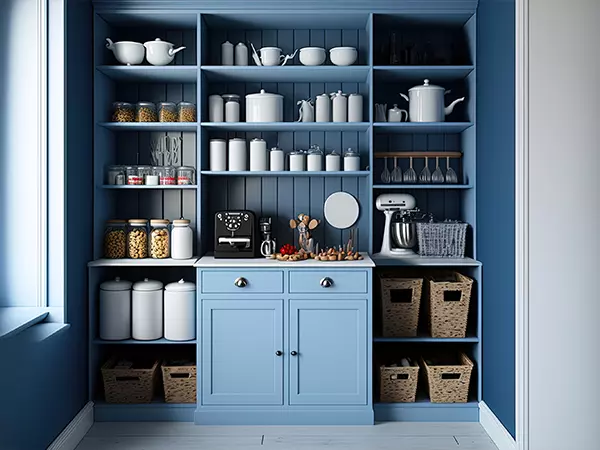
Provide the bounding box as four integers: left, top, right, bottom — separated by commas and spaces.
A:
441, 373, 461, 380
170, 372, 192, 379
115, 376, 141, 382
390, 373, 409, 381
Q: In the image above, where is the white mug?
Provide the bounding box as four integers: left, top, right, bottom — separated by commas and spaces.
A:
260, 47, 282, 66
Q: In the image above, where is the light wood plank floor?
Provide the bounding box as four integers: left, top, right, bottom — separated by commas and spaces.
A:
76, 422, 498, 449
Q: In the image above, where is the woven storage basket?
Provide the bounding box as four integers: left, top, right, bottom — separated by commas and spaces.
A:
427, 272, 473, 338
421, 353, 474, 403
417, 222, 468, 258
101, 357, 160, 404
380, 276, 423, 337
379, 363, 420, 403
162, 361, 197, 403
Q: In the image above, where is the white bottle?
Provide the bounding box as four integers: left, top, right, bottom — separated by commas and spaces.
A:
249, 138, 268, 171
270, 147, 285, 171
331, 90, 348, 122
235, 42, 248, 66
228, 138, 247, 171
348, 93, 363, 122
132, 278, 163, 341
171, 219, 193, 259
208, 94, 224, 122
221, 40, 234, 65
99, 277, 132, 341
315, 93, 331, 122
164, 279, 196, 341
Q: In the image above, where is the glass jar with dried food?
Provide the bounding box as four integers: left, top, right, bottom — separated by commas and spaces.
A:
155, 166, 176, 185
112, 102, 135, 122
176, 166, 196, 185
158, 102, 178, 122
149, 219, 170, 259
126, 166, 142, 185
137, 165, 153, 184
104, 220, 127, 259
178, 102, 197, 122
127, 219, 148, 259
136, 101, 157, 122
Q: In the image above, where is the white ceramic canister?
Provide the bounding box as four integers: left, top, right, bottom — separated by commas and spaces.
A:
245, 89, 283, 122
164, 279, 196, 341
221, 40, 234, 65
208, 94, 224, 122
325, 150, 341, 171
132, 278, 164, 341
228, 138, 247, 171
348, 93, 363, 122
270, 147, 285, 171
209, 138, 227, 171
343, 148, 361, 171
307, 145, 323, 171
234, 42, 248, 66
250, 138, 268, 171
331, 90, 348, 122
315, 93, 331, 122
223, 94, 241, 122
99, 277, 132, 341
289, 151, 306, 171
171, 219, 193, 259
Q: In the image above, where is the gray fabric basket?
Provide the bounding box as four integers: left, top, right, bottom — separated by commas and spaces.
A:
417, 222, 468, 258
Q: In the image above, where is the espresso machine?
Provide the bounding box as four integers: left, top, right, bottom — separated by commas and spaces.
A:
259, 217, 277, 258
214, 211, 257, 258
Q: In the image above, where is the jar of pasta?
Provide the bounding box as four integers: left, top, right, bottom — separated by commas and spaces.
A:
149, 219, 170, 259
136, 101, 157, 122
178, 102, 196, 122
127, 219, 148, 259
112, 102, 135, 122
158, 102, 178, 122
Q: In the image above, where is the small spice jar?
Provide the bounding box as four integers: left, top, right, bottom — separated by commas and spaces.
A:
137, 165, 153, 184
127, 219, 148, 259
112, 102, 135, 122
136, 101, 157, 122
104, 220, 127, 259
126, 166, 142, 185
176, 166, 196, 185
155, 166, 176, 185
158, 102, 178, 122
149, 219, 170, 259
106, 165, 124, 185
178, 102, 197, 122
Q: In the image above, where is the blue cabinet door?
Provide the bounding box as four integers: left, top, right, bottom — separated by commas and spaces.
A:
202, 299, 284, 405
289, 300, 367, 405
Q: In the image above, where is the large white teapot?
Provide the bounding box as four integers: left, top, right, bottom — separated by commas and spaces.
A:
400, 79, 465, 122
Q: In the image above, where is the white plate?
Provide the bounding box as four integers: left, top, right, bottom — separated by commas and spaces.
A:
324, 192, 360, 229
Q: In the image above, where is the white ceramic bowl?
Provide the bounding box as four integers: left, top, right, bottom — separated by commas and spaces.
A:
329, 47, 358, 66
106, 39, 145, 65
299, 47, 326, 66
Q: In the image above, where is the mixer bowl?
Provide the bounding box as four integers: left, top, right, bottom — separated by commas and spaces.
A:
391, 222, 417, 249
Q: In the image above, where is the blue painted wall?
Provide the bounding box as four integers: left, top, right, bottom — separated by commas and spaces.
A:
477, 0, 516, 438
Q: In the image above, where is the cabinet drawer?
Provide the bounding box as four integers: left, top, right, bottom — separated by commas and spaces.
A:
202, 270, 284, 294
289, 270, 368, 294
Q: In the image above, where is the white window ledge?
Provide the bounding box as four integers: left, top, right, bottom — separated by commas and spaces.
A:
0, 307, 50, 340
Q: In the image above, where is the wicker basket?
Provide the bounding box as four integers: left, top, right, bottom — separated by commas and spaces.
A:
417, 222, 468, 258
101, 357, 160, 404
379, 363, 420, 403
421, 353, 474, 403
426, 272, 473, 338
162, 360, 197, 404
380, 276, 423, 337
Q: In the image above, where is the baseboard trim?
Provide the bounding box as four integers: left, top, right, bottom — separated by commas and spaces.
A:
47, 401, 94, 450
479, 401, 516, 450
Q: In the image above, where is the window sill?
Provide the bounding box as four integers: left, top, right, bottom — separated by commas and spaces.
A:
0, 307, 49, 340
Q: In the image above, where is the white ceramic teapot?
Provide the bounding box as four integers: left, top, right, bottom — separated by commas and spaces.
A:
400, 79, 465, 122
144, 38, 186, 66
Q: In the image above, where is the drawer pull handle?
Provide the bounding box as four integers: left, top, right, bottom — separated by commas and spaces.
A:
276, 351, 283, 356
320, 277, 333, 288
290, 351, 298, 356
234, 277, 248, 288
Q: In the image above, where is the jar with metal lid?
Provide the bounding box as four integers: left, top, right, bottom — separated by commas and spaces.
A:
307, 145, 324, 172
136, 101, 157, 122
132, 278, 164, 340
106, 165, 124, 185
164, 279, 196, 341
343, 148, 361, 171
171, 219, 193, 259
222, 94, 240, 122
99, 277, 133, 340
127, 219, 148, 259
269, 146, 284, 171
137, 165, 152, 184
249, 138, 268, 171
149, 219, 170, 259
289, 150, 306, 172
178, 102, 196, 122
112, 102, 135, 122
155, 166, 176, 185
125, 166, 142, 185
158, 102, 178, 122
326, 150, 341, 171
177, 166, 196, 185
104, 220, 127, 259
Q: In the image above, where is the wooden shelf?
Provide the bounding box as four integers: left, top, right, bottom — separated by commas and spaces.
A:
99, 185, 197, 190
373, 184, 472, 190
93, 338, 196, 345
373, 65, 474, 82
201, 65, 370, 83
88, 258, 199, 267
200, 171, 369, 177
97, 65, 198, 83
98, 122, 197, 132
374, 122, 473, 134
374, 151, 462, 159
201, 122, 370, 132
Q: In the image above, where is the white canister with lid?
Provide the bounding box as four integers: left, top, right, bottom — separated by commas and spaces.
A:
221, 40, 234, 65
315, 93, 331, 122
331, 90, 348, 122
209, 139, 227, 171
164, 279, 196, 341
171, 219, 193, 259
208, 94, 224, 122
348, 93, 363, 122
289, 151, 306, 171
325, 151, 341, 171
132, 278, 163, 340
307, 145, 323, 172
223, 94, 241, 122
99, 277, 132, 341
234, 42, 248, 66
270, 147, 285, 171
245, 89, 283, 122
344, 148, 361, 171
250, 138, 268, 171
228, 138, 247, 171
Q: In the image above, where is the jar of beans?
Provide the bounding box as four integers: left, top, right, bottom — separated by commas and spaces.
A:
126, 166, 142, 185
178, 102, 197, 122
137, 165, 153, 184
176, 166, 196, 185
104, 220, 127, 259
158, 102, 178, 122
156, 166, 176, 185
112, 102, 135, 122
150, 219, 170, 259
127, 219, 148, 259
136, 101, 157, 122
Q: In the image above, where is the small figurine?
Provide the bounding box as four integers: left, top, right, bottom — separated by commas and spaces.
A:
290, 213, 320, 253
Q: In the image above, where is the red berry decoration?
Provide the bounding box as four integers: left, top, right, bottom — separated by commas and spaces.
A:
280, 244, 297, 255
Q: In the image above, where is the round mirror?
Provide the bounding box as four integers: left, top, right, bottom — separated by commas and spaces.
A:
324, 192, 360, 229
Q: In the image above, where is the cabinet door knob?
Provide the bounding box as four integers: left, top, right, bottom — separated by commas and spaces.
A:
320, 277, 333, 288
276, 351, 283, 356
234, 277, 247, 288
290, 351, 298, 356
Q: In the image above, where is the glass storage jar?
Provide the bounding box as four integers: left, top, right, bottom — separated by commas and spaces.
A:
150, 219, 170, 259
155, 166, 176, 185
178, 102, 197, 122
137, 165, 153, 184
125, 166, 142, 185
112, 102, 135, 122
158, 102, 178, 122
136, 101, 157, 122
176, 166, 196, 185
222, 94, 240, 122
127, 219, 148, 259
104, 220, 127, 259
171, 219, 193, 260
106, 165, 125, 185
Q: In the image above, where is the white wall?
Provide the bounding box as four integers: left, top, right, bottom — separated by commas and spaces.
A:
528, 0, 600, 449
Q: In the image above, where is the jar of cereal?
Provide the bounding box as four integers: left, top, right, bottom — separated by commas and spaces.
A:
127, 219, 148, 259
178, 102, 196, 122
104, 220, 127, 259
158, 102, 178, 122
150, 219, 170, 259
136, 101, 157, 122
112, 102, 135, 122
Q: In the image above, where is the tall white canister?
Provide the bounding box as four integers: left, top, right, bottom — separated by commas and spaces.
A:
249, 138, 268, 171
228, 138, 247, 171
132, 278, 164, 340
164, 279, 196, 341
315, 93, 331, 122
171, 219, 193, 259
209, 139, 227, 171
348, 93, 363, 122
331, 90, 348, 122
99, 277, 132, 341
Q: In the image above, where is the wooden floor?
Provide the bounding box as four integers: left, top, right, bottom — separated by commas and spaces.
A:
76, 422, 498, 449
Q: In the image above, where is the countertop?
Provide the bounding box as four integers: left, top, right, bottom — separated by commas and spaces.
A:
194, 254, 375, 268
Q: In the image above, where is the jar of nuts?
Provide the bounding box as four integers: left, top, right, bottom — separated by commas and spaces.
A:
112, 102, 135, 122
149, 219, 170, 259
126, 166, 142, 185
178, 101, 197, 122
104, 220, 127, 259
127, 219, 148, 259
155, 166, 176, 185
176, 166, 196, 185
136, 101, 157, 122
158, 102, 178, 123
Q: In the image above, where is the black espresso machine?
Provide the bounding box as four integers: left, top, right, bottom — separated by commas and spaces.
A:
214, 211, 257, 258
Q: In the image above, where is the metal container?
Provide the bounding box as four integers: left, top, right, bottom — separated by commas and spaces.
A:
391, 220, 418, 250
99, 277, 132, 340
164, 279, 196, 341
132, 278, 163, 340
